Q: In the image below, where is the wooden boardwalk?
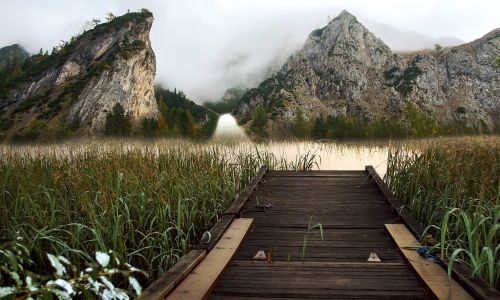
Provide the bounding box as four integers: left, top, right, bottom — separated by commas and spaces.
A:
209, 170, 431, 299
142, 167, 499, 300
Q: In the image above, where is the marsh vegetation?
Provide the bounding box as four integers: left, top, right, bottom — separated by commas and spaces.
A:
0, 135, 498, 297
387, 136, 500, 288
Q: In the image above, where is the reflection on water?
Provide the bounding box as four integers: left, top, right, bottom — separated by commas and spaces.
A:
245, 141, 389, 176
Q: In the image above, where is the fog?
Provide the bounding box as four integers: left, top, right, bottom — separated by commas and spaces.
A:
1, 0, 498, 102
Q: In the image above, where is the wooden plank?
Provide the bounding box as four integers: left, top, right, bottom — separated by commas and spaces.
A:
225, 166, 267, 215
167, 218, 254, 300
229, 260, 407, 268
139, 250, 206, 300
197, 214, 235, 251
385, 224, 473, 300
199, 166, 266, 251
438, 258, 500, 300
366, 166, 424, 237
369, 166, 500, 300
210, 286, 430, 299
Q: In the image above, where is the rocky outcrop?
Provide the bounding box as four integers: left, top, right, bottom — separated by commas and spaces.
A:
237, 10, 500, 132
67, 15, 158, 130
0, 10, 158, 138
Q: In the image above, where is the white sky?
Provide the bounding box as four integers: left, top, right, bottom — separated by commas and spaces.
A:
1, 0, 499, 101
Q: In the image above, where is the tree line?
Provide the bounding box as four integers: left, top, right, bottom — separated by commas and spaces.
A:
104, 88, 216, 139
249, 102, 481, 139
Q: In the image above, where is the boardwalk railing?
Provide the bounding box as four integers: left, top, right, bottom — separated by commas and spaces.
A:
366, 165, 499, 300
141, 166, 499, 299
140, 166, 268, 300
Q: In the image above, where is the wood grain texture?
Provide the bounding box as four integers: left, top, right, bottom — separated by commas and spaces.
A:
386, 224, 473, 300
167, 218, 253, 300
139, 250, 206, 300
225, 166, 268, 215
368, 165, 500, 300
209, 170, 433, 299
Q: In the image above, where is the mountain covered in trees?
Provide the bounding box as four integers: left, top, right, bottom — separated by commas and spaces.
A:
0, 10, 161, 141
0, 10, 220, 141
0, 44, 29, 70
237, 10, 500, 139
154, 87, 218, 138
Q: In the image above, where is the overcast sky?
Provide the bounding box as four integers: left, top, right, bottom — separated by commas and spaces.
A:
1, 0, 499, 101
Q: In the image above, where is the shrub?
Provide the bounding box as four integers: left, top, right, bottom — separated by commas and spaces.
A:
20, 119, 47, 140
0, 117, 14, 130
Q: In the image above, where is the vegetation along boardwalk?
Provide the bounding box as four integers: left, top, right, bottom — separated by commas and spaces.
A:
142, 167, 499, 300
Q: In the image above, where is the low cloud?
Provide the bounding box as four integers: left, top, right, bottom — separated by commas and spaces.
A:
1, 0, 498, 102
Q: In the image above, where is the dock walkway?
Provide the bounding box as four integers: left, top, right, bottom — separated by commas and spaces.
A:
141, 167, 499, 300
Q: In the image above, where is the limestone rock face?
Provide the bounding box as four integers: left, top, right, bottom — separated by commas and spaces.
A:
0, 11, 158, 134
67, 15, 158, 130
237, 10, 500, 131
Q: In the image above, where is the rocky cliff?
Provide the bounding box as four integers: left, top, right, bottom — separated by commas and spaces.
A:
0, 10, 158, 140
237, 10, 500, 134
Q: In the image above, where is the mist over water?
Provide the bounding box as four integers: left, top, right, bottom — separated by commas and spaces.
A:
212, 114, 247, 140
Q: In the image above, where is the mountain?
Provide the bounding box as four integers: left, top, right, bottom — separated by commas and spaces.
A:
204, 87, 247, 114
0, 9, 159, 141
237, 10, 500, 137
0, 44, 29, 70
155, 86, 218, 138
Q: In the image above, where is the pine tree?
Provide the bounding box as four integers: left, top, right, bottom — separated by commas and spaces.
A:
312, 117, 326, 138
104, 103, 132, 136
250, 105, 268, 135
292, 109, 309, 138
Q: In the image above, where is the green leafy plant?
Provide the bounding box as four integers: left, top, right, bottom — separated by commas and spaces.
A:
0, 140, 319, 291
301, 216, 324, 262
0, 242, 144, 299
386, 138, 500, 288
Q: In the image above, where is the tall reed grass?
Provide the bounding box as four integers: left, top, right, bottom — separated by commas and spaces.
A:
386, 136, 500, 288
0, 139, 319, 287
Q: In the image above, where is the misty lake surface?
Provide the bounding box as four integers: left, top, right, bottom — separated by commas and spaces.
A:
2, 114, 397, 177
213, 113, 390, 175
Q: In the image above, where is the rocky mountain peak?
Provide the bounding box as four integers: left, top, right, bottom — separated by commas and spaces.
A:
335, 9, 356, 21
0, 10, 159, 140
300, 9, 393, 79
237, 10, 500, 137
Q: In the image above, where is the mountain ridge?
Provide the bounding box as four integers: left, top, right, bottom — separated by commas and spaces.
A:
236, 10, 500, 137
0, 10, 159, 140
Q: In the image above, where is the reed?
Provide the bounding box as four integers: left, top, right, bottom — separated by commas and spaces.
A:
0, 139, 319, 288
386, 136, 500, 288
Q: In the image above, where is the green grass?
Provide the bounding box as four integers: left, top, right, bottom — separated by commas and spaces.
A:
0, 139, 318, 289
386, 136, 500, 288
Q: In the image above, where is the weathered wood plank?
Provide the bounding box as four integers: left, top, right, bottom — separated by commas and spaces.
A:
267, 170, 366, 176
211, 286, 430, 298
197, 214, 235, 251
366, 166, 424, 237
386, 224, 473, 300
167, 218, 253, 300
139, 250, 206, 300
369, 166, 499, 300
438, 258, 500, 300
225, 166, 268, 215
